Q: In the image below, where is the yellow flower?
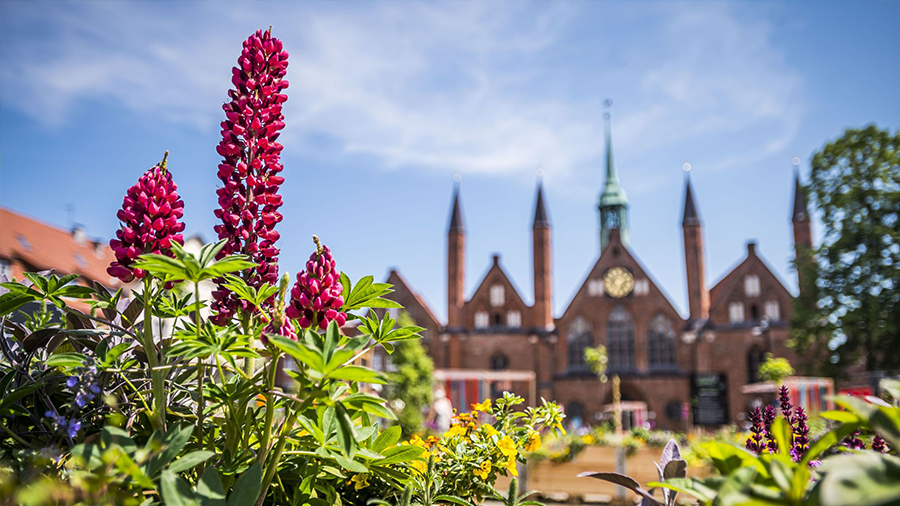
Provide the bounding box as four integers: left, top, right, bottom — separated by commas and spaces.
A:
496, 436, 518, 457
481, 424, 499, 438
582, 434, 594, 445
410, 458, 427, 474
409, 434, 428, 448
473, 460, 491, 480
554, 422, 567, 435
350, 474, 369, 490
525, 431, 542, 452
445, 424, 467, 438
472, 399, 492, 412
505, 455, 519, 477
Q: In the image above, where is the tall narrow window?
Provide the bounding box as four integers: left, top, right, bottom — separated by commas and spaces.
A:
490, 353, 509, 370
607, 306, 635, 371
507, 310, 521, 328
567, 317, 592, 371
490, 284, 505, 307
474, 311, 489, 329
744, 274, 761, 297
729, 302, 745, 323
747, 346, 766, 383
648, 314, 676, 369
765, 300, 780, 321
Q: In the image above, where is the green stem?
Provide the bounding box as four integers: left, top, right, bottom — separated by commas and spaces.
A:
242, 314, 255, 376
195, 281, 206, 453
1, 421, 35, 448
256, 407, 298, 506
257, 351, 281, 466
143, 277, 166, 431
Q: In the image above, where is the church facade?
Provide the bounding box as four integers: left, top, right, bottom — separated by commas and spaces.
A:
387, 117, 813, 431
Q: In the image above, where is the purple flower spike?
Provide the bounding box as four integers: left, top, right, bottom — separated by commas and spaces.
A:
872, 434, 888, 453
791, 406, 810, 461
108, 152, 185, 284
211, 27, 289, 325
286, 236, 346, 330
778, 385, 794, 424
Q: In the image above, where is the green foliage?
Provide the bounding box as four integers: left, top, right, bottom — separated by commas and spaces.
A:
484, 478, 544, 506
385, 311, 434, 438
584, 345, 608, 383
579, 439, 687, 506
758, 354, 795, 385
791, 125, 900, 375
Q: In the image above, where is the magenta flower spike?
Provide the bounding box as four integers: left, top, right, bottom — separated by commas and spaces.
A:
286, 236, 347, 330
211, 27, 290, 324
108, 151, 185, 284
261, 273, 297, 345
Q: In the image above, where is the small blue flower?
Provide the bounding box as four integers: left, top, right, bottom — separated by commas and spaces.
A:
67, 420, 81, 438
66, 376, 78, 389
89, 384, 101, 394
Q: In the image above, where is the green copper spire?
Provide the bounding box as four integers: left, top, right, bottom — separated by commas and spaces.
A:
598, 102, 630, 250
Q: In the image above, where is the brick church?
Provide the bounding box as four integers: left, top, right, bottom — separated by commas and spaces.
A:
385, 115, 813, 431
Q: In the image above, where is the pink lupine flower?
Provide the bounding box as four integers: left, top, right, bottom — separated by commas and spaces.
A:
211, 27, 289, 324
261, 273, 297, 345
108, 151, 185, 284
286, 236, 347, 330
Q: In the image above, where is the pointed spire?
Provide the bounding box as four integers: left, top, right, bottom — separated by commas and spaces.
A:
533, 181, 550, 228
683, 176, 701, 226
599, 103, 628, 208
791, 168, 809, 222
448, 183, 464, 233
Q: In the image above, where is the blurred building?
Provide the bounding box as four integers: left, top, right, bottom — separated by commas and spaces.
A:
386, 116, 814, 431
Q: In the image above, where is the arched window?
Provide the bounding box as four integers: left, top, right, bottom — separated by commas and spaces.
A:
490, 353, 509, 370
490, 284, 505, 307
607, 306, 635, 371
567, 317, 592, 371
747, 346, 766, 383
648, 314, 676, 369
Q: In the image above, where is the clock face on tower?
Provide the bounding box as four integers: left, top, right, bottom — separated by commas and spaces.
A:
603, 267, 634, 298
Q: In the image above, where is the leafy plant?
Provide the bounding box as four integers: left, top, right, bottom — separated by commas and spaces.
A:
579, 439, 687, 506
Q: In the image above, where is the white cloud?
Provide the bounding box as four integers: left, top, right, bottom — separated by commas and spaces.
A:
1, 1, 803, 185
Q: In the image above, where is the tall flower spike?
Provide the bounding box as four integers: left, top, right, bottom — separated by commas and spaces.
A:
261, 273, 297, 345
791, 406, 810, 461
287, 235, 347, 330
745, 406, 764, 455
778, 384, 794, 424
108, 151, 185, 284
211, 27, 289, 324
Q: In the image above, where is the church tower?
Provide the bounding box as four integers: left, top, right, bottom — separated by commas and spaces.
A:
532, 180, 553, 330
791, 168, 814, 296
682, 176, 710, 320
447, 184, 465, 329
598, 107, 630, 251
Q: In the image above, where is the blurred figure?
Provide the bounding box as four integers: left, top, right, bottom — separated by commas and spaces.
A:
427, 388, 453, 434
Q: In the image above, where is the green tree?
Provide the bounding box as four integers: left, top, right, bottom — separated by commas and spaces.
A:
386, 311, 434, 437
757, 354, 794, 385
791, 125, 900, 376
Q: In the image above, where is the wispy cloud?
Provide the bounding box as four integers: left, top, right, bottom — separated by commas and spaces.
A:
1, 1, 803, 185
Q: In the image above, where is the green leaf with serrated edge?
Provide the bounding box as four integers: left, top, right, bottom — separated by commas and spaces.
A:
226, 462, 261, 506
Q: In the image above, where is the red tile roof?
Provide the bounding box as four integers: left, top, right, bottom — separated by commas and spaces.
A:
0, 207, 120, 287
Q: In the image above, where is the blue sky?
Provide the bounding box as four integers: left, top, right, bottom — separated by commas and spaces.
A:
1, 1, 898, 320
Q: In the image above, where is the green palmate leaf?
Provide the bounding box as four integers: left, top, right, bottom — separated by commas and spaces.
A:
196, 466, 226, 506
334, 454, 367, 473
342, 275, 402, 311
326, 366, 387, 384
226, 462, 261, 506
133, 254, 191, 280
0, 291, 38, 317
371, 425, 402, 454
815, 453, 900, 506
161, 470, 198, 506
335, 402, 358, 457
168, 451, 216, 473
269, 335, 325, 373
198, 240, 227, 269
202, 257, 257, 278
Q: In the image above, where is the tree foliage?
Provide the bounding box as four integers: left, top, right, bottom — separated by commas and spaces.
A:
791, 125, 900, 376
386, 311, 434, 437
